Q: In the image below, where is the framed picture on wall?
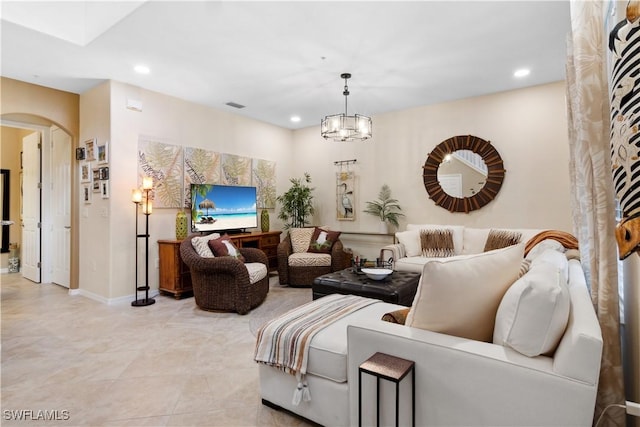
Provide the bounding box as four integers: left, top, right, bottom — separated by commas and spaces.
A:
75, 147, 86, 161
82, 184, 92, 204
85, 138, 96, 161
97, 141, 109, 165
336, 171, 356, 221
92, 179, 100, 193
99, 166, 109, 180
92, 168, 100, 183
101, 180, 110, 199
80, 163, 91, 183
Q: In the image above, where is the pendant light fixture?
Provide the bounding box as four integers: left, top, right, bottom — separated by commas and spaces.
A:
321, 73, 372, 142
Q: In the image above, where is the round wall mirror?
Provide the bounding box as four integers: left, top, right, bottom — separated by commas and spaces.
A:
423, 135, 505, 213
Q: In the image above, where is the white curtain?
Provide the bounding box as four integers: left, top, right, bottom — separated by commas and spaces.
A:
566, 1, 625, 425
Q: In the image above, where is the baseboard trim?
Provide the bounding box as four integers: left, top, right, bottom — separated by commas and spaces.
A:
71, 288, 160, 305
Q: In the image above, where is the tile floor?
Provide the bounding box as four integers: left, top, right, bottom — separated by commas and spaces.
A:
1, 273, 312, 426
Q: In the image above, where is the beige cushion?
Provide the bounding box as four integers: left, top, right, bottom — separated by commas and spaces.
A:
289, 228, 315, 253
395, 229, 421, 257
462, 228, 491, 254
493, 260, 570, 356
406, 224, 464, 254
245, 262, 268, 284
288, 252, 332, 267
406, 243, 524, 342
190, 233, 221, 257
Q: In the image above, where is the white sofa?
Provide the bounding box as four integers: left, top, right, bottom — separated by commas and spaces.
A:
258, 246, 603, 426
382, 224, 544, 273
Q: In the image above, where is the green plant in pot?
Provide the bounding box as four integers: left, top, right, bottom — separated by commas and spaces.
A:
363, 184, 404, 233
277, 173, 315, 229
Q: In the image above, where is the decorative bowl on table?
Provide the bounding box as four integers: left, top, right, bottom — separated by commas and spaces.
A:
360, 268, 393, 281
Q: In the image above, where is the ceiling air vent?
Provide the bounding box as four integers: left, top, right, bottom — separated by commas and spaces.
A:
225, 102, 245, 109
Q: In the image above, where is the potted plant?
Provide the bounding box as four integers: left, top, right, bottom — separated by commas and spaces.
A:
363, 184, 404, 233
277, 173, 315, 229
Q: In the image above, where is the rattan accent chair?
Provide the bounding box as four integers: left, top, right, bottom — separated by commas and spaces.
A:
180, 234, 269, 315
277, 230, 350, 287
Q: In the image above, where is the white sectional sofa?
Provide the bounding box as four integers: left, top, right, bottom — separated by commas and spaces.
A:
257, 233, 603, 426
382, 224, 544, 273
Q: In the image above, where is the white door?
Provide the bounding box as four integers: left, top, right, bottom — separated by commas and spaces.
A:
22, 132, 41, 283
51, 127, 71, 287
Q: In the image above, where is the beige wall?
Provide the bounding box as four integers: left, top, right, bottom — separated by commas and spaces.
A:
83, 81, 295, 300
1, 77, 79, 137
292, 81, 572, 248
78, 82, 111, 298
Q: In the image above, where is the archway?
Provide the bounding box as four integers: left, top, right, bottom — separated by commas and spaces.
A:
1, 114, 77, 289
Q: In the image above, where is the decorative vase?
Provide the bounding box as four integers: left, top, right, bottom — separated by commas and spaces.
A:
378, 220, 389, 234
261, 209, 270, 232
175, 210, 188, 240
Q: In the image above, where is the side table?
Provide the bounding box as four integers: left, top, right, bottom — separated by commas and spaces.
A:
359, 352, 415, 427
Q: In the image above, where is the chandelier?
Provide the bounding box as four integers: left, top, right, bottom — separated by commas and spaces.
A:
321, 73, 372, 142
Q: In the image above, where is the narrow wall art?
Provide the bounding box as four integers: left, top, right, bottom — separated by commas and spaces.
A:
336, 171, 356, 221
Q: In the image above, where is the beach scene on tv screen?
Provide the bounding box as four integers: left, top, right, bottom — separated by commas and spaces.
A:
192, 185, 257, 231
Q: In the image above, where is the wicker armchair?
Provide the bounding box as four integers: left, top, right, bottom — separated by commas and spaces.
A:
180, 234, 269, 315
277, 230, 350, 287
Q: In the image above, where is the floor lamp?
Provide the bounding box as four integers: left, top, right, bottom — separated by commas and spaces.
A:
131, 177, 155, 307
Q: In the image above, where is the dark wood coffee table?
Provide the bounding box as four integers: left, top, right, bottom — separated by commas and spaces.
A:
312, 268, 421, 306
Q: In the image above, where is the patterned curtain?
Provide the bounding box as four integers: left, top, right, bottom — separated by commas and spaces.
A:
566, 1, 625, 426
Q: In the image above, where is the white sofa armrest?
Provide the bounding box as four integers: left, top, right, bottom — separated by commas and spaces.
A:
347, 320, 598, 426
553, 260, 603, 385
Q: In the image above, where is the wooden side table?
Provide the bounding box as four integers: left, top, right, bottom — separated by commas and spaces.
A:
359, 352, 415, 427
158, 239, 192, 299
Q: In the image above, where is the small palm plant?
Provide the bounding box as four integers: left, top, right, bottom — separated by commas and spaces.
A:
277, 173, 315, 229
363, 184, 404, 228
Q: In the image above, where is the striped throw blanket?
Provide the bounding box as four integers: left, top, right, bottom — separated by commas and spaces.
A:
254, 293, 377, 405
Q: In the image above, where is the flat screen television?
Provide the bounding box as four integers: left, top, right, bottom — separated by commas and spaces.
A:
190, 184, 258, 233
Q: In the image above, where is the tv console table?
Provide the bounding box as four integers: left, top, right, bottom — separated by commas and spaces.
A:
158, 231, 281, 299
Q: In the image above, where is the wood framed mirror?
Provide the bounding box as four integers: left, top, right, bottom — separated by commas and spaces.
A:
422, 135, 505, 213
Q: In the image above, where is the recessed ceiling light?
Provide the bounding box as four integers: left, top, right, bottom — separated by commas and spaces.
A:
514, 68, 530, 78
134, 65, 150, 74
290, 116, 301, 123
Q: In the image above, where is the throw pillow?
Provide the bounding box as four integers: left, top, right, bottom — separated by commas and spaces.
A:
405, 243, 524, 342
484, 229, 523, 252
525, 238, 565, 261
518, 259, 532, 279
395, 229, 422, 257
289, 228, 315, 253
381, 308, 410, 324
493, 261, 570, 357
191, 233, 221, 257
207, 235, 246, 262
565, 248, 581, 261
530, 248, 569, 283
419, 229, 455, 257
308, 227, 341, 253
406, 224, 464, 254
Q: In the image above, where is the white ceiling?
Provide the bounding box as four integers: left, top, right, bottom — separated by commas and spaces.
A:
0, 1, 571, 130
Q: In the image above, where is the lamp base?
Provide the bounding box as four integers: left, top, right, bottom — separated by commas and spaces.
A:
131, 298, 155, 307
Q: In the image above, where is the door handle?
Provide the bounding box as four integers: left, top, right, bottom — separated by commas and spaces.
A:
64, 226, 71, 229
